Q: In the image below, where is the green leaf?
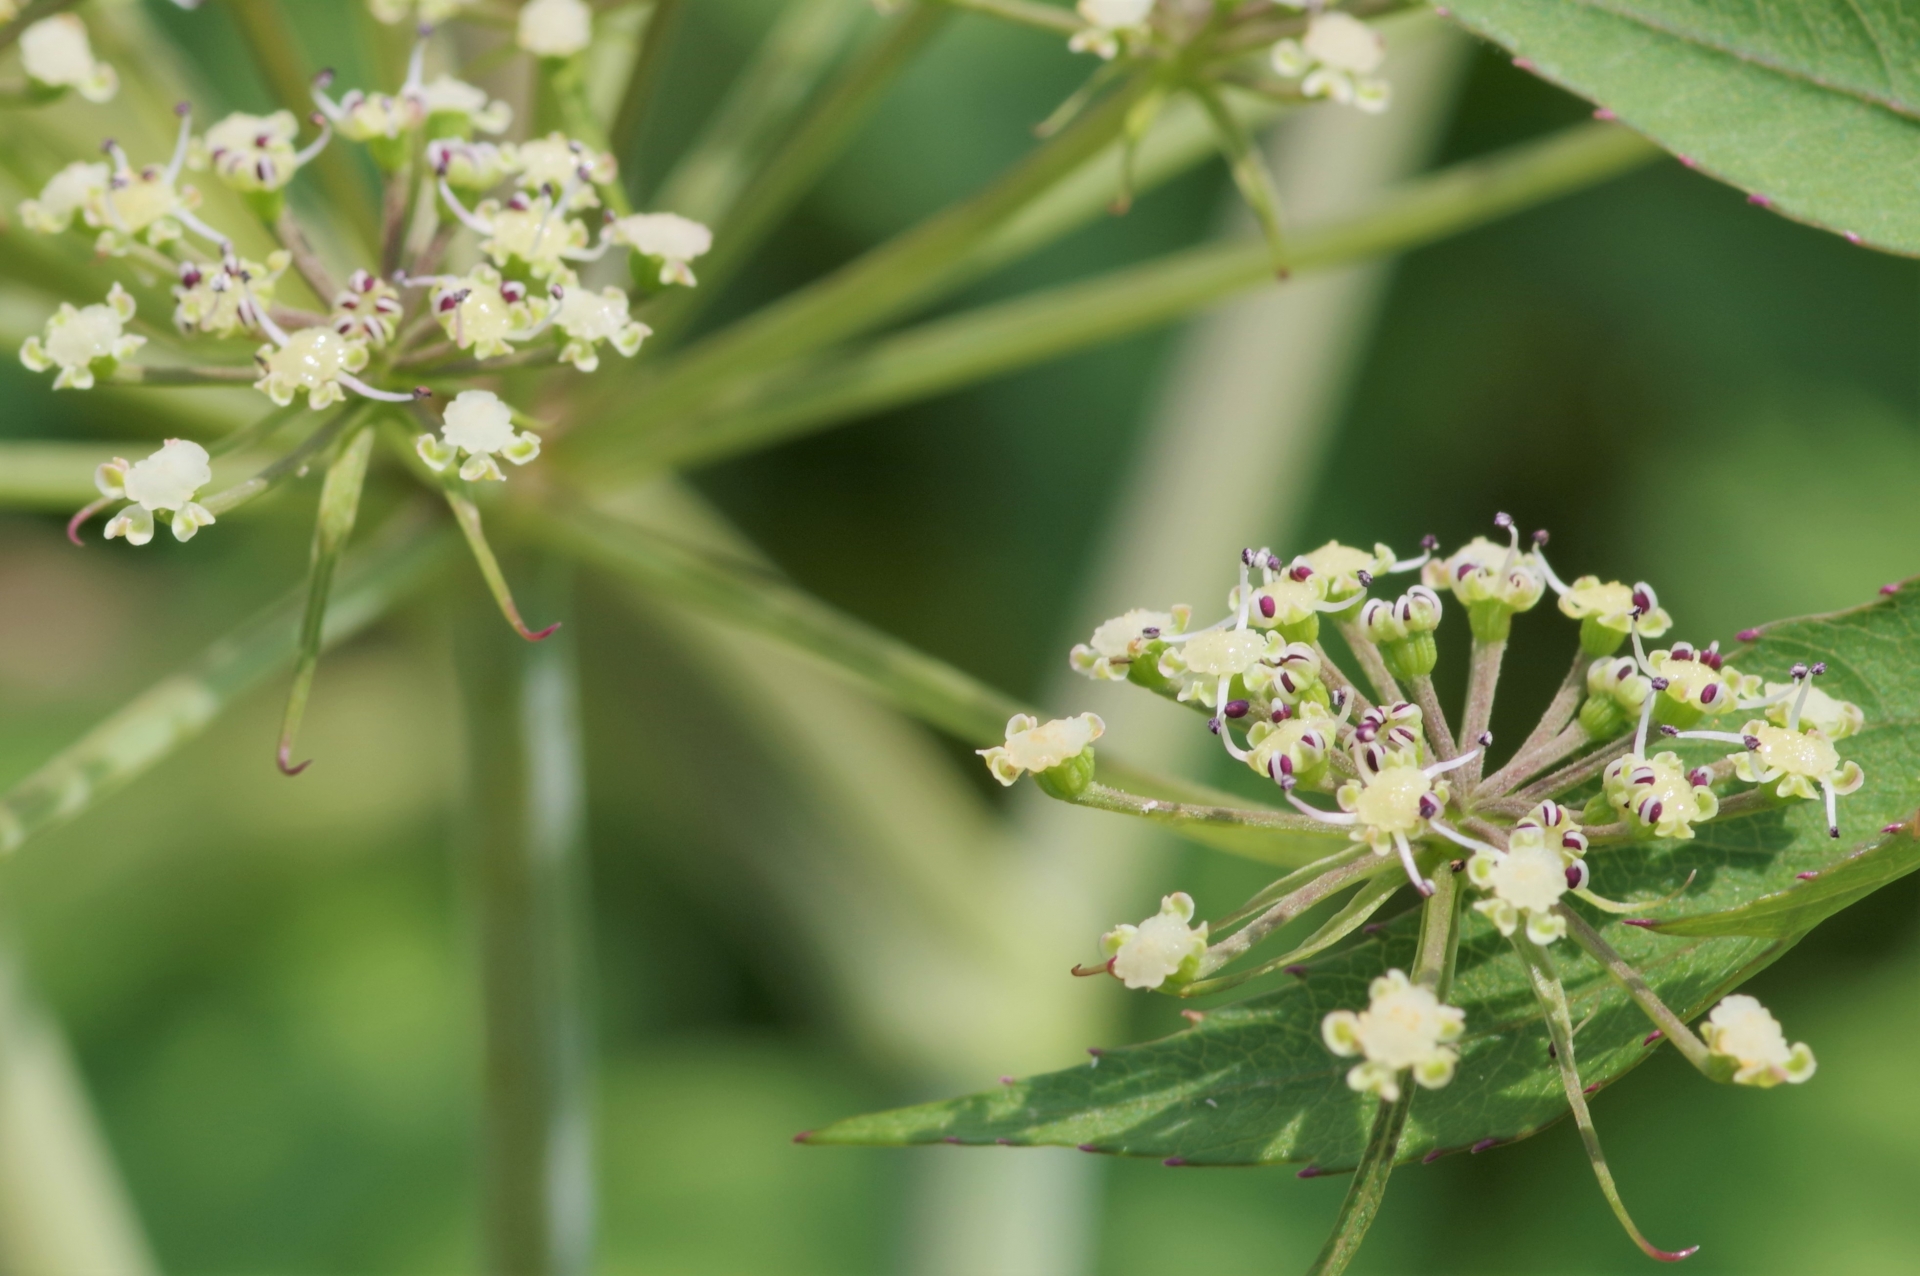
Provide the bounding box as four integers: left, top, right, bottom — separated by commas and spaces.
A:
809, 581, 1920, 1166
1441, 0, 1920, 254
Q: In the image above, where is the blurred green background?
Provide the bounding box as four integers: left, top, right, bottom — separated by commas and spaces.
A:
2, 1, 1919, 1272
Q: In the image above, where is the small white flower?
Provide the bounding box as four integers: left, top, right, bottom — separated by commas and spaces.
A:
253, 327, 370, 408
1322, 969, 1464, 1102
607, 212, 713, 287
203, 110, 306, 193
427, 265, 551, 359
330, 269, 404, 346
977, 712, 1104, 787
19, 283, 144, 390
174, 252, 290, 338
517, 0, 593, 59
21, 15, 118, 103
1069, 0, 1153, 60
553, 285, 651, 372
1272, 12, 1389, 113
103, 439, 216, 545
1700, 995, 1815, 1087
1100, 892, 1207, 991
1070, 605, 1192, 680
416, 390, 542, 483
428, 138, 515, 191
1604, 751, 1719, 840
1336, 754, 1447, 856
1757, 680, 1864, 739
1469, 828, 1573, 946
511, 132, 617, 207
1156, 626, 1277, 706
1558, 578, 1671, 649
412, 75, 513, 136
476, 192, 592, 283
18, 161, 110, 234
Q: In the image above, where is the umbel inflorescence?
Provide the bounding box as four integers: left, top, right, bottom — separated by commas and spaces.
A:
10, 0, 705, 762
986, 515, 1852, 1261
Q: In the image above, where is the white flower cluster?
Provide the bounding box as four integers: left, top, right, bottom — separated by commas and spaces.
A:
15, 14, 718, 546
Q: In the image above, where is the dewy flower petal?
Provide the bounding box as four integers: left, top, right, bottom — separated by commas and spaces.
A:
977, 712, 1104, 787
1070, 605, 1191, 680
1100, 891, 1207, 991
21, 15, 118, 103
253, 328, 369, 408
1700, 995, 1816, 1087
1321, 969, 1463, 1102
517, 0, 593, 59
554, 285, 651, 372
1604, 751, 1718, 839
1469, 830, 1570, 946
104, 440, 216, 548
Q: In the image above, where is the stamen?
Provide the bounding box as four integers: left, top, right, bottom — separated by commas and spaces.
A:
1277, 777, 1357, 824
1425, 748, 1481, 779
292, 115, 333, 169
1664, 728, 1749, 746
338, 372, 428, 404
1822, 780, 1840, 838
1235, 551, 1252, 629
1788, 663, 1822, 732
1429, 818, 1497, 856
1394, 831, 1435, 897
438, 177, 493, 235
166, 103, 194, 184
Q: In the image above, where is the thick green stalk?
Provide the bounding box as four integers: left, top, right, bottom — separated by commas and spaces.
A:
1558, 906, 1716, 1074
0, 513, 449, 856
456, 560, 595, 1276
276, 425, 375, 775
1193, 78, 1287, 269
1070, 781, 1342, 837
586, 122, 1659, 478
643, 2, 952, 343
1187, 857, 1394, 986
568, 75, 1149, 456
1307, 866, 1459, 1276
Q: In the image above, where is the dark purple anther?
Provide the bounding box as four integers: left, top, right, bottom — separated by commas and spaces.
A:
1278, 754, 1293, 775
1241, 547, 1256, 566
1141, 626, 1159, 638
1812, 661, 1827, 676
1566, 861, 1589, 890
1790, 662, 1809, 680
1272, 703, 1291, 722
1736, 627, 1761, 642
1650, 677, 1669, 692
1688, 769, 1711, 789
1356, 570, 1374, 587
1208, 718, 1221, 735
1419, 794, 1440, 818
1224, 700, 1249, 719
1421, 534, 1439, 551
1743, 735, 1762, 751
1643, 1029, 1664, 1045
1533, 529, 1549, 546
1456, 563, 1474, 581
1564, 833, 1583, 850
1494, 512, 1513, 529
1478, 731, 1493, 747
1699, 684, 1718, 705
1290, 564, 1313, 582
1658, 725, 1679, 737
1259, 595, 1276, 619
1830, 824, 1841, 839
1267, 553, 1284, 570
1471, 1138, 1499, 1154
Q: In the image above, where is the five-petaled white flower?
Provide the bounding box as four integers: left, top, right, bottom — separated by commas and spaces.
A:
553, 285, 652, 372
253, 327, 371, 408
100, 439, 216, 546
422, 265, 553, 359
20, 283, 144, 390
331, 270, 405, 347
1731, 722, 1864, 836
1323, 969, 1464, 1101
977, 712, 1105, 787
517, 0, 593, 59
203, 110, 320, 194
607, 212, 714, 287
1071, 605, 1192, 680
174, 253, 290, 338
21, 15, 118, 103
1557, 577, 1671, 654
1604, 751, 1719, 840
1100, 892, 1207, 991
1700, 995, 1816, 1087
417, 389, 543, 483
1271, 12, 1389, 114
1469, 825, 1575, 946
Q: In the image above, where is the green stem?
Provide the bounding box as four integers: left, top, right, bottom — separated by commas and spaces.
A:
1187, 860, 1395, 991
1192, 77, 1287, 270
1213, 843, 1375, 929
105, 365, 257, 386
644, 3, 949, 346
0, 511, 449, 856
200, 404, 363, 518
588, 122, 1659, 478
1515, 938, 1698, 1263
1476, 649, 1588, 798
275, 425, 375, 776
1557, 906, 1715, 1073
570, 73, 1149, 457
445, 490, 563, 643
1488, 734, 1634, 815
1070, 781, 1343, 837
1458, 637, 1504, 787
1306, 865, 1458, 1276
1408, 674, 1457, 760
1335, 617, 1404, 706
456, 558, 596, 1276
